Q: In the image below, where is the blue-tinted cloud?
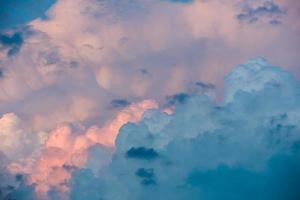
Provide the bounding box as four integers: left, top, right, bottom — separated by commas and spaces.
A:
0, 167, 36, 200
165, 93, 190, 106
110, 99, 131, 109
0, 0, 300, 198
187, 155, 300, 200
126, 147, 159, 160
237, 1, 286, 25
194, 81, 215, 90
69, 169, 104, 200
135, 168, 156, 186
66, 58, 300, 200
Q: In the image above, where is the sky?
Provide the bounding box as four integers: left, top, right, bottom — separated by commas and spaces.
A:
0, 0, 299, 199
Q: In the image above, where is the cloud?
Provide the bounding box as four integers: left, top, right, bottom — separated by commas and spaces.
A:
0, 164, 37, 200
194, 81, 215, 90
186, 155, 300, 200
7, 100, 157, 198
0, 113, 46, 162
0, 0, 300, 198
165, 93, 190, 106
69, 169, 103, 200
67, 59, 300, 200
110, 99, 131, 109
126, 147, 160, 160
237, 0, 286, 25
2, 57, 300, 200
0, 0, 299, 134
224, 58, 295, 102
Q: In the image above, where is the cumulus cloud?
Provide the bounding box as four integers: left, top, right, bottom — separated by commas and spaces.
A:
6, 100, 157, 199
0, 0, 299, 134
0, 0, 300, 199
66, 59, 300, 200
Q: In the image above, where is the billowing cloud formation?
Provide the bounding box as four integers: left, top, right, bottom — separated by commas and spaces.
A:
5, 59, 298, 199
0, 0, 300, 199
66, 59, 300, 200
0, 0, 299, 135
7, 100, 157, 199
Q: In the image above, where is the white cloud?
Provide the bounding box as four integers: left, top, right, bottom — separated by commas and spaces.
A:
0, 113, 46, 162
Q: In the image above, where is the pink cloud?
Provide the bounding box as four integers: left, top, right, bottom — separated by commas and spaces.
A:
8, 99, 158, 198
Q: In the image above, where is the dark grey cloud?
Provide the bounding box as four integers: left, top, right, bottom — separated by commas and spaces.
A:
110, 99, 131, 109
135, 168, 155, 179
135, 168, 156, 186
165, 81, 215, 107
237, 1, 286, 25
126, 147, 159, 160
0, 69, 3, 78
195, 81, 215, 90
165, 93, 190, 106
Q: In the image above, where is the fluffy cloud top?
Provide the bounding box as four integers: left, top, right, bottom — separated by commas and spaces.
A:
6, 100, 157, 199
69, 59, 300, 200
4, 59, 299, 200
0, 0, 300, 199
1, 0, 299, 134
65, 59, 300, 200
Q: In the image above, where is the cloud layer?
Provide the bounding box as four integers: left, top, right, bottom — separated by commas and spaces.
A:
0, 0, 299, 137
67, 58, 300, 200
0, 0, 300, 199
2, 58, 299, 200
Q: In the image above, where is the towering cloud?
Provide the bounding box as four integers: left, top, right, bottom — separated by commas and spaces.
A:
6, 59, 297, 200
67, 59, 300, 200
0, 0, 300, 199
